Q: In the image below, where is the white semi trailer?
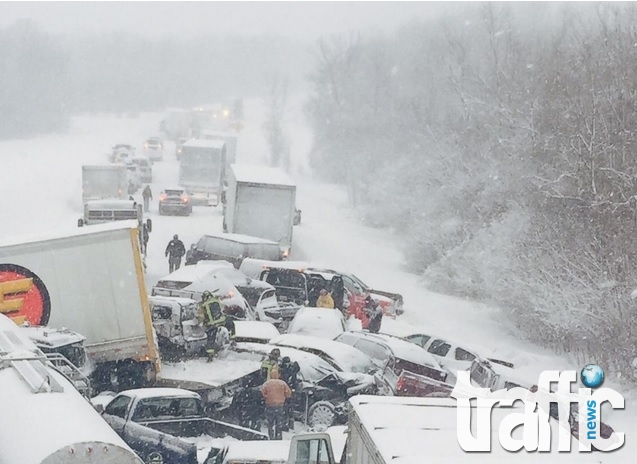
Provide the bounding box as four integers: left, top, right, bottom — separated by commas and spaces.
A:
0, 221, 160, 391
179, 139, 227, 206
223, 164, 296, 257
81, 165, 129, 203
0, 314, 143, 464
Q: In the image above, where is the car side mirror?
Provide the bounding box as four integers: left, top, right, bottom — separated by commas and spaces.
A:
94, 404, 104, 414
77, 218, 84, 228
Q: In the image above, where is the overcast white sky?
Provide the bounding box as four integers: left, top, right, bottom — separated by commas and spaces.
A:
0, 2, 454, 40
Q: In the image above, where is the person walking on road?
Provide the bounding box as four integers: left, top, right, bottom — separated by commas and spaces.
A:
260, 369, 292, 440
316, 288, 335, 309
142, 185, 153, 212
165, 234, 186, 273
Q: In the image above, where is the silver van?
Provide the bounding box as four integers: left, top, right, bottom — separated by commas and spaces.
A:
185, 233, 283, 268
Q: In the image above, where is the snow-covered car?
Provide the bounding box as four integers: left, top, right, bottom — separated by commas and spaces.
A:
175, 137, 188, 160
148, 295, 206, 359
334, 331, 453, 397
109, 144, 135, 163
469, 357, 532, 392
158, 187, 193, 216
233, 321, 280, 344
287, 307, 347, 339
403, 333, 514, 374
131, 157, 152, 183
125, 163, 142, 194
152, 262, 253, 320
152, 261, 275, 319
243, 259, 404, 318
270, 333, 378, 375
144, 136, 164, 161
232, 342, 376, 428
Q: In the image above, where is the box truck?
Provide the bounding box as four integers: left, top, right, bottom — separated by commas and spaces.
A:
0, 221, 160, 391
199, 130, 238, 167
223, 164, 296, 257
82, 164, 129, 203
0, 314, 144, 464
179, 139, 226, 206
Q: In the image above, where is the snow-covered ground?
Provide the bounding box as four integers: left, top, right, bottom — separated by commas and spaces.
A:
1, 97, 634, 461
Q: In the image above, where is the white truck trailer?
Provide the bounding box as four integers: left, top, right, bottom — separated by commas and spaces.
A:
223, 164, 296, 257
82, 164, 129, 203
0, 221, 160, 391
179, 139, 227, 206
199, 129, 238, 167
0, 314, 143, 464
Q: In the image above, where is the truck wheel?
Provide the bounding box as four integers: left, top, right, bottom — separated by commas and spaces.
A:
307, 401, 336, 430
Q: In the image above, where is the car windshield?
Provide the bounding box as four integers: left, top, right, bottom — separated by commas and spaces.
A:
132, 397, 202, 421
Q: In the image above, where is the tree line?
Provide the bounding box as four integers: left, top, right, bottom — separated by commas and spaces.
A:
305, 3, 637, 380
0, 19, 310, 138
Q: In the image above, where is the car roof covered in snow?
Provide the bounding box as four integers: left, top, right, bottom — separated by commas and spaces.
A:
234, 321, 280, 342
202, 232, 280, 245
271, 334, 376, 373
157, 260, 235, 283
287, 307, 345, 339
119, 387, 200, 401
222, 439, 289, 462
147, 295, 198, 306
351, 332, 441, 369
183, 139, 226, 149
231, 164, 296, 187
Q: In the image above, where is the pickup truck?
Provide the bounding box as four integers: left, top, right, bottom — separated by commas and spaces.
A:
99, 388, 268, 464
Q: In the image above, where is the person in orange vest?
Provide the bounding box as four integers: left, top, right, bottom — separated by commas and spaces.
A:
316, 288, 335, 309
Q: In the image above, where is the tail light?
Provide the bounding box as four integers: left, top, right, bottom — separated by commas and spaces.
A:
182, 196, 189, 203
228, 290, 235, 297
159, 194, 167, 201
144, 143, 149, 149
396, 374, 406, 392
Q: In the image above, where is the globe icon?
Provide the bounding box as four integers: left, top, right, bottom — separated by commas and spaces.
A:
581, 364, 604, 388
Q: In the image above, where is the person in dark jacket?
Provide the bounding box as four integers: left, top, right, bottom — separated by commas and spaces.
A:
232, 377, 264, 430
142, 185, 153, 212
165, 234, 186, 272
279, 357, 300, 431
364, 296, 383, 334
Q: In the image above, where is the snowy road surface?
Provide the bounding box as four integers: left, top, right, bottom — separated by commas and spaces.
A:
1, 98, 635, 461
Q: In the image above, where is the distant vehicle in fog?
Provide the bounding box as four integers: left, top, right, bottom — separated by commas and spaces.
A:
109, 144, 135, 163
144, 136, 164, 161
